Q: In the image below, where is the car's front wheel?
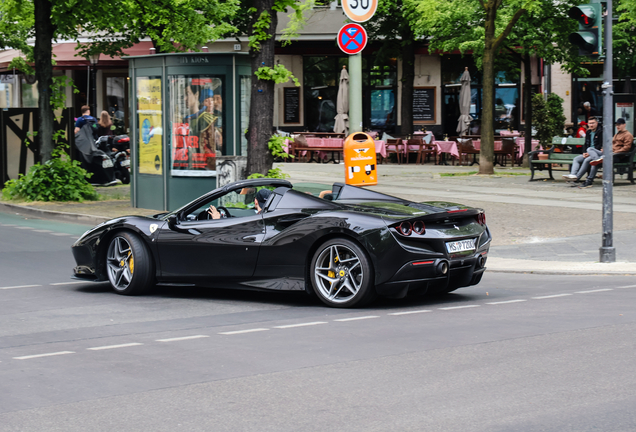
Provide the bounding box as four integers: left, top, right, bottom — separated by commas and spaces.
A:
106, 231, 154, 295
310, 238, 376, 308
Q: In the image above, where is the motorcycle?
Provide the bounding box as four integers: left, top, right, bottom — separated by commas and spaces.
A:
96, 135, 131, 184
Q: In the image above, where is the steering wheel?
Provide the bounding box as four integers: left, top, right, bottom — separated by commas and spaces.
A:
196, 205, 231, 220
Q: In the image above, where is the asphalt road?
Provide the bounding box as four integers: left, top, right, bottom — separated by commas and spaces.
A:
1, 212, 635, 431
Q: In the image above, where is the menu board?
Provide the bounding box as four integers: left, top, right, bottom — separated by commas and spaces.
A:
413, 87, 436, 123
284, 87, 300, 123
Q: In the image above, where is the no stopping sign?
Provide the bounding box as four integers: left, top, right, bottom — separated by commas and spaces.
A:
337, 23, 368, 55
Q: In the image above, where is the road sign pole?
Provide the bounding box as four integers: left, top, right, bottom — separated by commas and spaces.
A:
600, 0, 615, 262
349, 52, 363, 133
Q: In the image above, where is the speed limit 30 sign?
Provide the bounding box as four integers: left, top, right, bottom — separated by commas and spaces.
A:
342, 0, 378, 23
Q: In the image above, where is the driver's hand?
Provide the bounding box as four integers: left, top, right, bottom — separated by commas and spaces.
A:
207, 205, 221, 219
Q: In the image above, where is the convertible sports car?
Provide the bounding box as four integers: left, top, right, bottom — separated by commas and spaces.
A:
71, 179, 490, 307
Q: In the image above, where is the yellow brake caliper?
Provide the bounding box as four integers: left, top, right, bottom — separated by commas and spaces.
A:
128, 251, 134, 274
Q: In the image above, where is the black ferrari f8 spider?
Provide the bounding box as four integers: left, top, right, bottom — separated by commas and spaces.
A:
72, 179, 490, 307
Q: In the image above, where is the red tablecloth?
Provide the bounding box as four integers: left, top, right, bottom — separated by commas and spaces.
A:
434, 141, 460, 159
285, 138, 387, 158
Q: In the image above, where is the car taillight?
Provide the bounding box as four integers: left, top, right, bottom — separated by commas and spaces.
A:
413, 220, 425, 234
476, 213, 486, 225
398, 221, 412, 236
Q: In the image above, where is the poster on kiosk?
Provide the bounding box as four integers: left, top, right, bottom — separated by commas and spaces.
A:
343, 132, 377, 186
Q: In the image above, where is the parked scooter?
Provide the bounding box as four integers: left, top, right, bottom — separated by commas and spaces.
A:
75, 126, 117, 186
96, 135, 131, 184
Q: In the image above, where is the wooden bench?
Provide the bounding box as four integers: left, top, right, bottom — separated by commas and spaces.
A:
529, 148, 577, 181
529, 145, 636, 183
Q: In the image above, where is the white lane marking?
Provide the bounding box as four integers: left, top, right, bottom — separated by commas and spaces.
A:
486, 299, 528, 305
575, 288, 614, 294
32, 229, 53, 233
439, 305, 480, 310
334, 315, 380, 322
15, 226, 35, 230
156, 335, 209, 342
616, 285, 636, 289
532, 294, 572, 299
50, 281, 87, 286
219, 328, 269, 335
14, 351, 75, 360
87, 343, 143, 351
388, 310, 432, 316
274, 321, 328, 329
50, 232, 72, 236
0, 284, 42, 290
2, 224, 17, 226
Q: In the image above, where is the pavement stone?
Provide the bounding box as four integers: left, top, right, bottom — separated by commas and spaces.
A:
2, 162, 635, 274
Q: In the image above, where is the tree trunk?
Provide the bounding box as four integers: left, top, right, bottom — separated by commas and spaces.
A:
479, 7, 495, 175
400, 34, 415, 136
34, 0, 55, 163
246, 1, 277, 176
522, 53, 532, 167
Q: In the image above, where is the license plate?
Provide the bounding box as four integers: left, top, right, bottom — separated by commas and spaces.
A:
445, 239, 476, 253
102, 158, 114, 168
121, 159, 130, 167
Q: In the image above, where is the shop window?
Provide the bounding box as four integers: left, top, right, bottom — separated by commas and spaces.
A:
240, 75, 251, 156
168, 76, 224, 177
21, 79, 38, 108
136, 76, 163, 176
104, 75, 128, 135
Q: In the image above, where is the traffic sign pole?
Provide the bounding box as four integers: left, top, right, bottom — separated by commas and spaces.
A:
600, 0, 615, 262
349, 53, 363, 133
338, 0, 377, 134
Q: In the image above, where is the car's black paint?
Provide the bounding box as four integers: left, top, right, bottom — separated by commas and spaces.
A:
72, 180, 491, 301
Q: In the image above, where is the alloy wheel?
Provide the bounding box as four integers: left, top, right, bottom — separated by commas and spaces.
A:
107, 236, 135, 291
313, 244, 364, 304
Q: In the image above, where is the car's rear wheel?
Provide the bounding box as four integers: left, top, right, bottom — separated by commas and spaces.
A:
310, 238, 376, 308
106, 231, 154, 295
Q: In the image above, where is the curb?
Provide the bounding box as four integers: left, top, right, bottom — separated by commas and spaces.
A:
0, 202, 109, 226
486, 257, 636, 276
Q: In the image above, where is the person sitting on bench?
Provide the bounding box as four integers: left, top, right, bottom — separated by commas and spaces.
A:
562, 116, 603, 187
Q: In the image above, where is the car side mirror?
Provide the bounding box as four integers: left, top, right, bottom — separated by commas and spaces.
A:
167, 214, 178, 229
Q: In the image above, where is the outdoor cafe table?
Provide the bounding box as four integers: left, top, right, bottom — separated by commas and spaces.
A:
472, 139, 537, 164
434, 140, 460, 165
285, 137, 387, 162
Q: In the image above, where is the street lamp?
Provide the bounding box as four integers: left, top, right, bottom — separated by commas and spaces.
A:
88, 53, 99, 117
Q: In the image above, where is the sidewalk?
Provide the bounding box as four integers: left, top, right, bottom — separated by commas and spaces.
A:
1, 162, 635, 275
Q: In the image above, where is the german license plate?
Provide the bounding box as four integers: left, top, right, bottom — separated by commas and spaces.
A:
445, 239, 476, 253
102, 158, 114, 168
121, 159, 130, 167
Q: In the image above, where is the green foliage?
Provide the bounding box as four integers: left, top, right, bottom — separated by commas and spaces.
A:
248, 10, 272, 50
267, 134, 294, 160
531, 93, 566, 149
248, 167, 290, 179
279, 0, 316, 45
255, 64, 300, 85
51, 75, 78, 113
2, 144, 97, 202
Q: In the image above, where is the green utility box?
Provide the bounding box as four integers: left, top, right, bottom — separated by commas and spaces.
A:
127, 53, 251, 210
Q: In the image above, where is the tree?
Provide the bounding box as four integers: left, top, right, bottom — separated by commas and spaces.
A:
409, 0, 533, 174
0, 0, 240, 164
500, 1, 587, 164
228, 0, 307, 176
366, 0, 419, 135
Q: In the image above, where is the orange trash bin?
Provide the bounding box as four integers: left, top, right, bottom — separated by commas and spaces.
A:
343, 132, 378, 186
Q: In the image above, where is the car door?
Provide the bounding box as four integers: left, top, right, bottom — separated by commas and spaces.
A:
156, 213, 265, 282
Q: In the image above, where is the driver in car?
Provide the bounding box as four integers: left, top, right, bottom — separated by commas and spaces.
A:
206, 188, 272, 219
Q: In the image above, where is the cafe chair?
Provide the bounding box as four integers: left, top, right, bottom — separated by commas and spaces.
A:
386, 138, 403, 164
495, 138, 517, 166
457, 138, 479, 166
